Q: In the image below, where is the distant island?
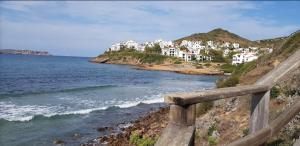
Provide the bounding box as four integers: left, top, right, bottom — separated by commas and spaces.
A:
0, 49, 50, 56
91, 28, 275, 75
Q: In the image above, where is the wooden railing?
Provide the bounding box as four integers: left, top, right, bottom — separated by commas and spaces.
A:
155, 49, 300, 146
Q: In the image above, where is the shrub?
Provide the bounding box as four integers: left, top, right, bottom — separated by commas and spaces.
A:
204, 63, 211, 67
216, 75, 239, 88
208, 136, 218, 146
145, 44, 161, 54
174, 60, 182, 64
196, 102, 214, 117
243, 128, 249, 137
270, 86, 280, 99
207, 124, 217, 136
129, 132, 157, 146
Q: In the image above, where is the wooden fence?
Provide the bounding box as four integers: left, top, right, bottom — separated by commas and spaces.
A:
155, 49, 300, 146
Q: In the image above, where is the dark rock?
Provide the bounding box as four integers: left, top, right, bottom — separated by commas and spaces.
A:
53, 139, 65, 145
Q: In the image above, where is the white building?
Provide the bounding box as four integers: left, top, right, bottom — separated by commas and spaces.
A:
221, 42, 231, 48
124, 40, 139, 49
109, 43, 121, 51
223, 48, 231, 57
232, 43, 240, 49
232, 53, 258, 65
161, 47, 180, 57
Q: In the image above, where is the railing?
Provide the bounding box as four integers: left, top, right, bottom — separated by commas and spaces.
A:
155, 49, 300, 146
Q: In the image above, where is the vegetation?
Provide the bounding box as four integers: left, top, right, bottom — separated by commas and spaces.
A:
207, 136, 218, 146
208, 50, 225, 62
217, 61, 256, 88
145, 44, 162, 54
270, 86, 280, 99
102, 49, 180, 64
175, 28, 257, 47
206, 123, 218, 146
196, 102, 214, 117
130, 132, 158, 146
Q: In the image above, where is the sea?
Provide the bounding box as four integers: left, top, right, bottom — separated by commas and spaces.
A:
0, 54, 219, 146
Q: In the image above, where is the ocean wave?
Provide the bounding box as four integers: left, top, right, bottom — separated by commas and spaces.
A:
0, 97, 164, 122
0, 85, 119, 99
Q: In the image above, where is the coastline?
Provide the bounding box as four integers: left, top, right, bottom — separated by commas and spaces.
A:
83, 107, 169, 146
90, 58, 224, 75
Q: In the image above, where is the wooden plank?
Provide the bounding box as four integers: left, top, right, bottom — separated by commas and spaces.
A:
227, 127, 271, 146
249, 91, 269, 134
229, 99, 300, 146
269, 100, 300, 136
155, 123, 195, 146
169, 104, 196, 126
165, 85, 269, 106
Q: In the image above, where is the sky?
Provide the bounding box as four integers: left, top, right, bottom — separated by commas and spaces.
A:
0, 1, 299, 57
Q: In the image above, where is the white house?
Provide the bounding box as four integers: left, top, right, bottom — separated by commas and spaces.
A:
232, 43, 240, 49
124, 40, 139, 49
223, 48, 231, 57
161, 47, 180, 57
179, 50, 192, 62
232, 53, 258, 65
109, 43, 121, 51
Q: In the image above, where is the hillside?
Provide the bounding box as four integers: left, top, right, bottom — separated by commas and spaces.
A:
194, 30, 300, 146
175, 28, 258, 47
240, 30, 300, 84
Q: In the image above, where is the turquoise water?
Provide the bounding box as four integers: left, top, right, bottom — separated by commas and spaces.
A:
0, 54, 219, 146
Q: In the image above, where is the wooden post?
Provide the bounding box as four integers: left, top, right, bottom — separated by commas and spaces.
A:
250, 91, 270, 134
169, 104, 196, 126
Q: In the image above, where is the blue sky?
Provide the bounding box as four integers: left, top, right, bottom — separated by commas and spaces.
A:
0, 1, 299, 57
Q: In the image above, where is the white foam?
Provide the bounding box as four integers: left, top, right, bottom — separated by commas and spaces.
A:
0, 95, 164, 122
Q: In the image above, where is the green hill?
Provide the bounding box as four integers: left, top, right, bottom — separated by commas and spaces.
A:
175, 28, 258, 47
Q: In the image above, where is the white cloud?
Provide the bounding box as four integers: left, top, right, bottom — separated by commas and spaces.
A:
0, 1, 299, 56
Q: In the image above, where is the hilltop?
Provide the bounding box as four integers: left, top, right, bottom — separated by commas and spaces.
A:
175, 28, 258, 47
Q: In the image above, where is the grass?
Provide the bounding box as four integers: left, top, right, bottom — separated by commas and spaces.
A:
196, 102, 214, 117
102, 49, 176, 64
217, 61, 256, 88
129, 132, 158, 146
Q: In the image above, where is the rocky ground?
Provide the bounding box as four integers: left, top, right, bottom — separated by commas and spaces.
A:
82, 107, 169, 146
91, 56, 224, 75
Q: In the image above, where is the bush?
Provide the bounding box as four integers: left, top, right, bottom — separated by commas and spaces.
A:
129, 132, 157, 146
243, 128, 249, 137
145, 44, 161, 54
270, 86, 280, 99
221, 64, 236, 73
208, 136, 218, 146
216, 75, 239, 88
196, 102, 214, 117
204, 63, 211, 67
174, 60, 182, 64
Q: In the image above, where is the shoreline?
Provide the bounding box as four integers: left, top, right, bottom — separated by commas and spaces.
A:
83, 106, 169, 146
90, 59, 224, 75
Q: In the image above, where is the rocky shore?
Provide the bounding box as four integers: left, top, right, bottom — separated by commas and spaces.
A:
90, 56, 224, 75
82, 107, 169, 146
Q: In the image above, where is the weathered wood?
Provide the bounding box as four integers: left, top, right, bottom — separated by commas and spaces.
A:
269, 100, 300, 136
229, 99, 300, 146
155, 123, 195, 146
165, 85, 269, 106
227, 127, 272, 146
169, 104, 196, 126
249, 91, 269, 134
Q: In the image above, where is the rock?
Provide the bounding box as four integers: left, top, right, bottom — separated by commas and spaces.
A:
72, 133, 81, 139
211, 130, 220, 139
53, 139, 65, 145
